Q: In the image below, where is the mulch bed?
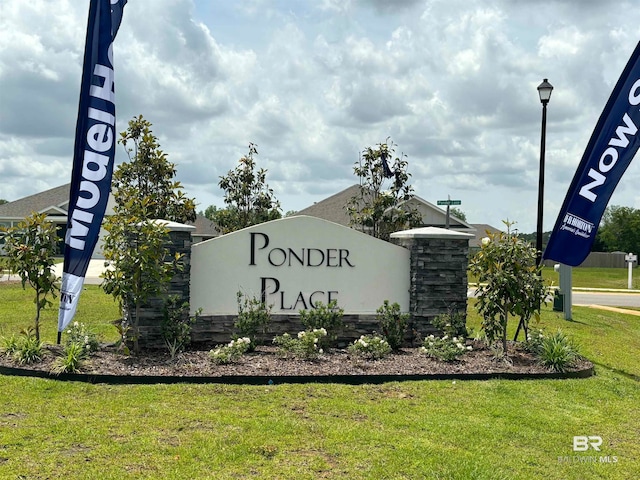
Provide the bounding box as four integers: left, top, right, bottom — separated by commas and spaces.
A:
0, 340, 594, 384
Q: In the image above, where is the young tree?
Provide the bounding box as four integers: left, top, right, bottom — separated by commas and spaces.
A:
102, 115, 194, 352
214, 143, 281, 234
346, 139, 422, 240
102, 211, 181, 353
1, 212, 59, 341
114, 115, 196, 224
468, 221, 548, 356
449, 207, 467, 222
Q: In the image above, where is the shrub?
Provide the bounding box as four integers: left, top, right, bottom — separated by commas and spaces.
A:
299, 300, 344, 345
209, 337, 252, 365
64, 321, 100, 353
432, 309, 468, 339
377, 300, 408, 350
538, 330, 582, 372
523, 328, 545, 355
51, 342, 89, 375
468, 220, 547, 355
273, 328, 327, 360
162, 296, 199, 359
234, 291, 272, 350
348, 334, 392, 360
420, 334, 472, 362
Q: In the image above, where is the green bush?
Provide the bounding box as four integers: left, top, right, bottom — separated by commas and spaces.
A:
377, 300, 408, 350
273, 328, 327, 360
162, 296, 199, 359
432, 309, 468, 339
63, 321, 100, 353
299, 300, 344, 345
538, 330, 582, 372
523, 328, 545, 355
234, 291, 272, 350
420, 334, 472, 362
348, 334, 392, 360
209, 337, 252, 365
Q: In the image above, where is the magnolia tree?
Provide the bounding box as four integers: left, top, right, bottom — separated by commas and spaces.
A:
212, 143, 281, 234
1, 212, 59, 341
347, 140, 422, 241
468, 221, 548, 356
102, 116, 195, 353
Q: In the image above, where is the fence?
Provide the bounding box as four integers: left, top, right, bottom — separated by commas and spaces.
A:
543, 251, 635, 268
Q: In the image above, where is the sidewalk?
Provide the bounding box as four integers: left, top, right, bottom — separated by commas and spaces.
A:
0, 259, 109, 285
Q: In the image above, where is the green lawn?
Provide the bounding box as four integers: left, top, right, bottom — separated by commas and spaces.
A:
469, 265, 640, 290
1, 283, 639, 479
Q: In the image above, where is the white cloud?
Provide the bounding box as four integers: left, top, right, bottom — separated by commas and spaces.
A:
2, 0, 640, 232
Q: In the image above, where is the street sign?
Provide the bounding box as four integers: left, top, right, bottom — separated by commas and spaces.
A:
437, 200, 461, 206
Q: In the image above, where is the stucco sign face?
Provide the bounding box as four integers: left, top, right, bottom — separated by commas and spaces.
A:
190, 216, 410, 315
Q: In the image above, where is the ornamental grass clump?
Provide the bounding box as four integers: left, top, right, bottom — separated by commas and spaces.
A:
420, 334, 472, 362
9, 327, 45, 365
51, 322, 101, 375
377, 300, 408, 350
209, 337, 252, 365
348, 334, 392, 360
51, 342, 88, 375
273, 328, 327, 360
538, 330, 582, 373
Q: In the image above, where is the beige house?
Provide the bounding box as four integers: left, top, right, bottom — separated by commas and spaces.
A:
294, 185, 500, 248
0, 184, 218, 256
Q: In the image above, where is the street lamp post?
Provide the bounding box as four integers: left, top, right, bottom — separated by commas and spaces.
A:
536, 78, 553, 268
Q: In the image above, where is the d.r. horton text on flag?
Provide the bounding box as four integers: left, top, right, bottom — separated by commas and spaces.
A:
544, 41, 640, 266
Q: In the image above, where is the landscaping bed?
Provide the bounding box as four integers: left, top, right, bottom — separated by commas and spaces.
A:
0, 340, 594, 383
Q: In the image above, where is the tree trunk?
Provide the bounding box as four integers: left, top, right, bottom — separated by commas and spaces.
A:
501, 313, 508, 355
35, 289, 41, 342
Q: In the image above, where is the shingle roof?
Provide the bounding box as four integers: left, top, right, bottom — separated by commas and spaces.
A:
0, 184, 70, 218
188, 214, 220, 237
294, 184, 475, 232
294, 184, 360, 226
0, 183, 221, 238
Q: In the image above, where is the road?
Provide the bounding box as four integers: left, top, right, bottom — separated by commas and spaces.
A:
468, 288, 640, 308
572, 290, 640, 308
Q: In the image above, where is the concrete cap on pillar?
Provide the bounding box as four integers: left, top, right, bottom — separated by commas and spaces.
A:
390, 226, 474, 240
147, 219, 197, 232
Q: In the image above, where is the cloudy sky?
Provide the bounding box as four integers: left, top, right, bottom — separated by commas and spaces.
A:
2, 0, 640, 233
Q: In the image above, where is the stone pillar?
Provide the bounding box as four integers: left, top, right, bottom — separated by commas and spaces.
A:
390, 227, 473, 339
133, 220, 195, 349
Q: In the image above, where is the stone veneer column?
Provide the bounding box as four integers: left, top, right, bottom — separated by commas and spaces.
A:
134, 220, 195, 349
390, 227, 473, 338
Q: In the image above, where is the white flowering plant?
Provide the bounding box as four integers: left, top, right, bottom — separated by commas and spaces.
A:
348, 334, 392, 360
523, 328, 545, 355
64, 321, 100, 353
209, 337, 252, 365
420, 334, 472, 362
273, 328, 327, 360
